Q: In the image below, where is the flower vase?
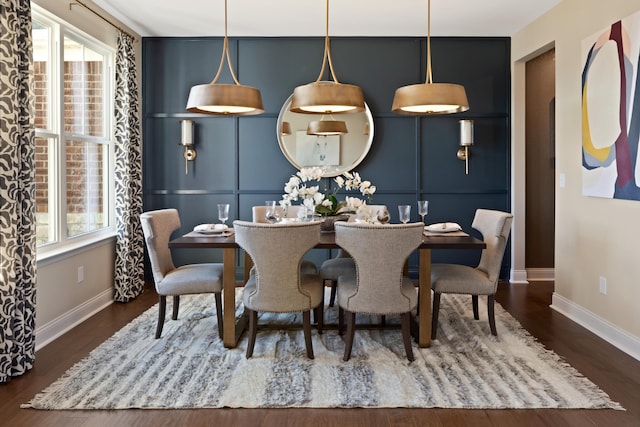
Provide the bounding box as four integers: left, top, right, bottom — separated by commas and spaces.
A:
320, 214, 350, 232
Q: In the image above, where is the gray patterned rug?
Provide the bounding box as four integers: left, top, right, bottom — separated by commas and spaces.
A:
23, 290, 623, 410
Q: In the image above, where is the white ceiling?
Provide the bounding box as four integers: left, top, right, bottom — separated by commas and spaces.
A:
93, 0, 562, 38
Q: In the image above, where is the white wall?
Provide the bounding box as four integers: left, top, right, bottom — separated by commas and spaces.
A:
32, 0, 142, 349
512, 0, 640, 358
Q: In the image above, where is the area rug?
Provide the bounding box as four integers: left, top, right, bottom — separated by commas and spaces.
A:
23, 290, 623, 410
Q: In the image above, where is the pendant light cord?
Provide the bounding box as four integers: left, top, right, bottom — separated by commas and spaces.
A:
426, 0, 433, 84
211, 0, 241, 86
314, 0, 340, 84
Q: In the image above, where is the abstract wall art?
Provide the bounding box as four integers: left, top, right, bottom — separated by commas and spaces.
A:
582, 9, 640, 200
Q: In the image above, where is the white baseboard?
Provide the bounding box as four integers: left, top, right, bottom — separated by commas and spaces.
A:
551, 292, 640, 361
510, 269, 529, 284
526, 268, 555, 281
35, 289, 114, 351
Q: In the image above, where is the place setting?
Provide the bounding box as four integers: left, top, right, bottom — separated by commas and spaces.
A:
185, 203, 234, 237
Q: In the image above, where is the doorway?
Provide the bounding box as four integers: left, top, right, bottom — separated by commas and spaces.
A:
525, 48, 556, 279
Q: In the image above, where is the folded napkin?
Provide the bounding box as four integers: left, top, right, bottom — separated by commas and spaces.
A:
424, 222, 462, 233
193, 223, 228, 233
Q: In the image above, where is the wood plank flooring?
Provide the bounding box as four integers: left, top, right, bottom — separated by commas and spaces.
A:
1, 281, 638, 426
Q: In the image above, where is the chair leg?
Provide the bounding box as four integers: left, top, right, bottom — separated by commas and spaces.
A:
338, 307, 345, 335
472, 295, 479, 320
302, 311, 314, 359
431, 292, 441, 340
314, 303, 324, 335
401, 312, 415, 362
488, 294, 497, 336
380, 315, 386, 327
172, 295, 180, 320
215, 292, 223, 340
343, 311, 357, 361
329, 280, 337, 307
155, 295, 167, 339
246, 309, 258, 358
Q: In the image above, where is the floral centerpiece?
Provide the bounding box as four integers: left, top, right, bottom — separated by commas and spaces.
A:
280, 167, 376, 224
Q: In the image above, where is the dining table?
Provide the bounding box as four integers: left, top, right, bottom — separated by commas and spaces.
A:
169, 227, 486, 349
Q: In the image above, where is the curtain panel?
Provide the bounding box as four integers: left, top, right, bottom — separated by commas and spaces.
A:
0, 0, 37, 382
113, 32, 144, 302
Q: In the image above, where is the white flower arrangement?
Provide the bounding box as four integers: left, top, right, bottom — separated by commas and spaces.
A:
280, 167, 376, 217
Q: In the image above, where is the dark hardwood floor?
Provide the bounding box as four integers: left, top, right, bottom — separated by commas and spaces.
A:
2, 281, 639, 426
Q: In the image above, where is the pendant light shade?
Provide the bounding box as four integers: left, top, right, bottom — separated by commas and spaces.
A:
186, 0, 264, 116
290, 0, 365, 114
392, 0, 469, 115
307, 118, 348, 136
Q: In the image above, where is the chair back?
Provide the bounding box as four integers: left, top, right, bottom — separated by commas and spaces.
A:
472, 209, 513, 283
140, 209, 180, 286
234, 220, 321, 311
334, 222, 423, 313
252, 205, 304, 222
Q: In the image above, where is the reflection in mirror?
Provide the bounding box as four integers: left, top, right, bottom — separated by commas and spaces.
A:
277, 93, 374, 177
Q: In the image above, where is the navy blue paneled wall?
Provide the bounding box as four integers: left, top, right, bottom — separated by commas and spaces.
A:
142, 36, 511, 276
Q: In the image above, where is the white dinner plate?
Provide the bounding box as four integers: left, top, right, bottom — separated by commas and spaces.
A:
424, 222, 462, 233
193, 224, 230, 234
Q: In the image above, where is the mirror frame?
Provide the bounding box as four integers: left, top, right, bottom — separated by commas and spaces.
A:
276, 93, 374, 177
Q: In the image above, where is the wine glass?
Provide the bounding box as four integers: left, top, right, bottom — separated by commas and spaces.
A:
398, 205, 411, 224
265, 200, 280, 223
417, 200, 429, 224
217, 203, 230, 226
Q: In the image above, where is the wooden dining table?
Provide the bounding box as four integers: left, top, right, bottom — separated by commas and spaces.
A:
169, 228, 485, 349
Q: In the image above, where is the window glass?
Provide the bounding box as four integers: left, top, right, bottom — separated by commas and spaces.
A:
32, 19, 50, 131
63, 37, 104, 137
66, 139, 107, 237
35, 136, 55, 245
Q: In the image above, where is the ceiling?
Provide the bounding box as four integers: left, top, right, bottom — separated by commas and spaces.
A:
93, 0, 562, 38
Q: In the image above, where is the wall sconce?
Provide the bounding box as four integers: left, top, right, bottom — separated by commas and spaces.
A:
179, 119, 196, 175
457, 119, 473, 174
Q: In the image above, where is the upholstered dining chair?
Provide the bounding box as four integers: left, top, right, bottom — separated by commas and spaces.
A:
140, 209, 224, 339
320, 204, 388, 307
233, 220, 324, 359
251, 204, 304, 223
430, 209, 513, 339
251, 205, 317, 275
334, 221, 423, 362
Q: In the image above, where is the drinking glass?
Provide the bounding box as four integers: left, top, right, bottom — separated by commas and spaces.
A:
417, 200, 429, 224
265, 200, 280, 223
398, 205, 411, 224
217, 203, 230, 225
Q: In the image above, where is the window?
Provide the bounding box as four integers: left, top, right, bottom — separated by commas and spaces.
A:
32, 7, 114, 253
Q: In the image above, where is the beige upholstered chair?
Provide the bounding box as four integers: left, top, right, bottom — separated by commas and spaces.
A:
233, 220, 324, 359
334, 221, 423, 362
251, 205, 304, 223
140, 209, 223, 339
251, 205, 317, 275
320, 204, 388, 306
430, 209, 513, 339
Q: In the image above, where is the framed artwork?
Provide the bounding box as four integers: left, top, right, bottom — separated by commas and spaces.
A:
581, 9, 640, 200
295, 131, 340, 167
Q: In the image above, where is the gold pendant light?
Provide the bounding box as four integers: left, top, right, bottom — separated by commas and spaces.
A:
290, 0, 365, 114
392, 0, 469, 115
186, 0, 264, 115
307, 115, 348, 135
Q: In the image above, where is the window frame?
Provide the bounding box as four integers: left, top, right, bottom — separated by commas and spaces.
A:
33, 5, 116, 260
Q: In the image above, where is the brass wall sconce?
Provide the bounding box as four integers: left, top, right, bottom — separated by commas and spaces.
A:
457, 119, 473, 174
179, 119, 196, 175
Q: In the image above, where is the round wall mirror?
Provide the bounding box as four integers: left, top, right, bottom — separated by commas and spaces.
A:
276, 93, 374, 177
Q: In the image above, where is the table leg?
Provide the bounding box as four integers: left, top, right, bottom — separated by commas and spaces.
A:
418, 248, 432, 347
222, 248, 238, 348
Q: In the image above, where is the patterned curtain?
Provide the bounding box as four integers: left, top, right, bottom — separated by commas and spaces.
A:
0, 0, 37, 382
113, 32, 144, 302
